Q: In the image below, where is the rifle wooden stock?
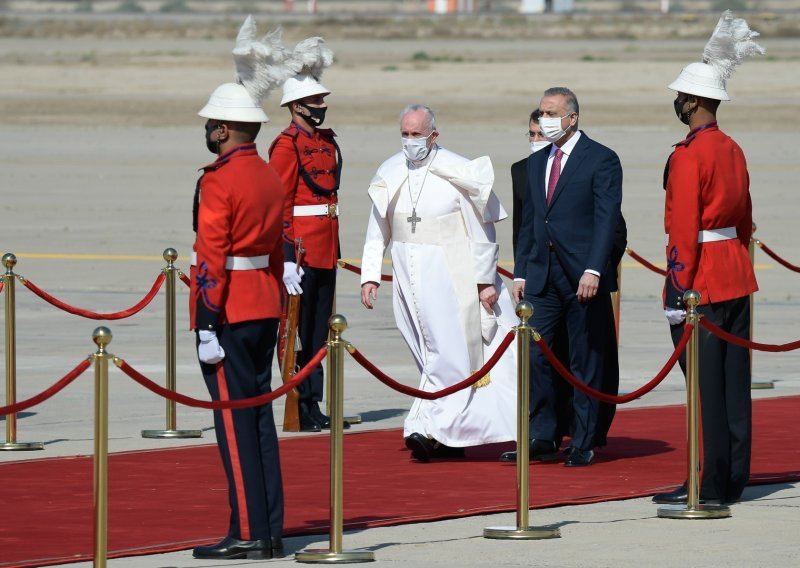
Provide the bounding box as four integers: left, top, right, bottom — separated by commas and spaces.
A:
280, 292, 302, 432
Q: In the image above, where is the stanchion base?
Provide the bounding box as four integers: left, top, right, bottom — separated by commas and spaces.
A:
141, 429, 203, 439
483, 526, 561, 540
295, 549, 375, 563
344, 415, 362, 425
657, 503, 731, 519
751, 381, 775, 390
0, 441, 44, 451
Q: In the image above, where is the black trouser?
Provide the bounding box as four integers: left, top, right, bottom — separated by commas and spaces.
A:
550, 292, 619, 448
199, 318, 283, 541
527, 252, 606, 450
670, 296, 752, 502
296, 266, 336, 408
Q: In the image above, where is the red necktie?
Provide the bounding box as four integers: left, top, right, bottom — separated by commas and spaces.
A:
546, 148, 564, 206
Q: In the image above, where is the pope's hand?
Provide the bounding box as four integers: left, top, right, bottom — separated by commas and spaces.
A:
665, 307, 687, 326
283, 262, 304, 295
198, 330, 225, 364
478, 284, 497, 314
361, 282, 379, 309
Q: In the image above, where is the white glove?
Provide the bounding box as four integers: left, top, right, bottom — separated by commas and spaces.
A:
665, 307, 687, 326
283, 262, 305, 295
198, 330, 225, 364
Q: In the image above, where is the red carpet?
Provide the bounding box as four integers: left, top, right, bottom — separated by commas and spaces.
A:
1, 396, 799, 567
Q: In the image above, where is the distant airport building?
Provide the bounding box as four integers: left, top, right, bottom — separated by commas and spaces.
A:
428, 0, 476, 13
519, 0, 574, 13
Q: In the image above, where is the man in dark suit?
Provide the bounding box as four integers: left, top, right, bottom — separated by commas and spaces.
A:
509, 108, 627, 456
511, 87, 623, 467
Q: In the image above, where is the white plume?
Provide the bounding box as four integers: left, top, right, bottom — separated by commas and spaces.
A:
702, 10, 765, 81
285, 36, 334, 80
232, 15, 293, 104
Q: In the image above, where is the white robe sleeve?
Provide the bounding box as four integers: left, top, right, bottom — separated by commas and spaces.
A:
360, 204, 390, 286
460, 194, 499, 285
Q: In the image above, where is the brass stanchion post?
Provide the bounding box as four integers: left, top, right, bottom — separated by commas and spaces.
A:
92, 327, 112, 568
142, 248, 202, 438
748, 225, 773, 390
296, 314, 374, 563
328, 273, 362, 425
658, 290, 730, 519
1, 253, 43, 451
484, 301, 560, 539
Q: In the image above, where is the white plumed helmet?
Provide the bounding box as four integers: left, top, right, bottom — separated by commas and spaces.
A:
198, 82, 270, 123
280, 74, 330, 106
668, 10, 765, 101
668, 62, 731, 101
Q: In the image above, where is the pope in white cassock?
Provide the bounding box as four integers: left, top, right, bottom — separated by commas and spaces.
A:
360, 105, 518, 462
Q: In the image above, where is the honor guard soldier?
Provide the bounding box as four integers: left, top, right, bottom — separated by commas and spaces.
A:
189, 16, 291, 559
270, 66, 344, 432
653, 11, 764, 506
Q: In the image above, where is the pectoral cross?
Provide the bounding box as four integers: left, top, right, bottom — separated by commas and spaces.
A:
406, 209, 421, 234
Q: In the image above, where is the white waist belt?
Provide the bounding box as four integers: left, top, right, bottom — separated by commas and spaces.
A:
665, 226, 737, 245
294, 204, 339, 218
190, 252, 269, 270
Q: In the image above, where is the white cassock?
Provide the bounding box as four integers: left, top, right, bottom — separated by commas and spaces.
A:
360, 145, 518, 447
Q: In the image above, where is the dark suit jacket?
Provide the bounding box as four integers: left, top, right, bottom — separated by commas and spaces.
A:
514, 132, 623, 295
511, 134, 624, 448
512, 153, 627, 263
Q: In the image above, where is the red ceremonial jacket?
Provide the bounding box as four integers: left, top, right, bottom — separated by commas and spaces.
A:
190, 143, 285, 330
663, 122, 758, 308
268, 121, 341, 269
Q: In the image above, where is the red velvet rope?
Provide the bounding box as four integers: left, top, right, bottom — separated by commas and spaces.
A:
0, 359, 92, 416
625, 248, 668, 276
22, 273, 166, 320
348, 331, 515, 400
496, 266, 514, 279
179, 270, 191, 287
699, 318, 800, 352
115, 347, 327, 410
756, 241, 800, 273
535, 324, 693, 404
0, 279, 4, 294
339, 260, 393, 282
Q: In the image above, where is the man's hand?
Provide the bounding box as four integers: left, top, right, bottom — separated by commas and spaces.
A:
361, 282, 379, 309
283, 261, 304, 295
576, 272, 600, 302
665, 307, 687, 326
512, 280, 525, 304
478, 284, 497, 314
198, 330, 225, 364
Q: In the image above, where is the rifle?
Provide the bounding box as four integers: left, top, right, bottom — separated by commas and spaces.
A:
279, 239, 304, 432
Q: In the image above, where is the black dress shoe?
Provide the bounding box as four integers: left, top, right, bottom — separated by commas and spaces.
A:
193, 536, 271, 560
564, 448, 594, 467
309, 403, 331, 428
499, 439, 558, 463
299, 412, 322, 432
652, 485, 720, 504
309, 403, 351, 430
270, 536, 285, 559
404, 432, 434, 462
652, 485, 688, 504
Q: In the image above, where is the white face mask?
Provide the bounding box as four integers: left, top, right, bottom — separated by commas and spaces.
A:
539, 114, 571, 143
402, 133, 433, 162
530, 140, 550, 154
